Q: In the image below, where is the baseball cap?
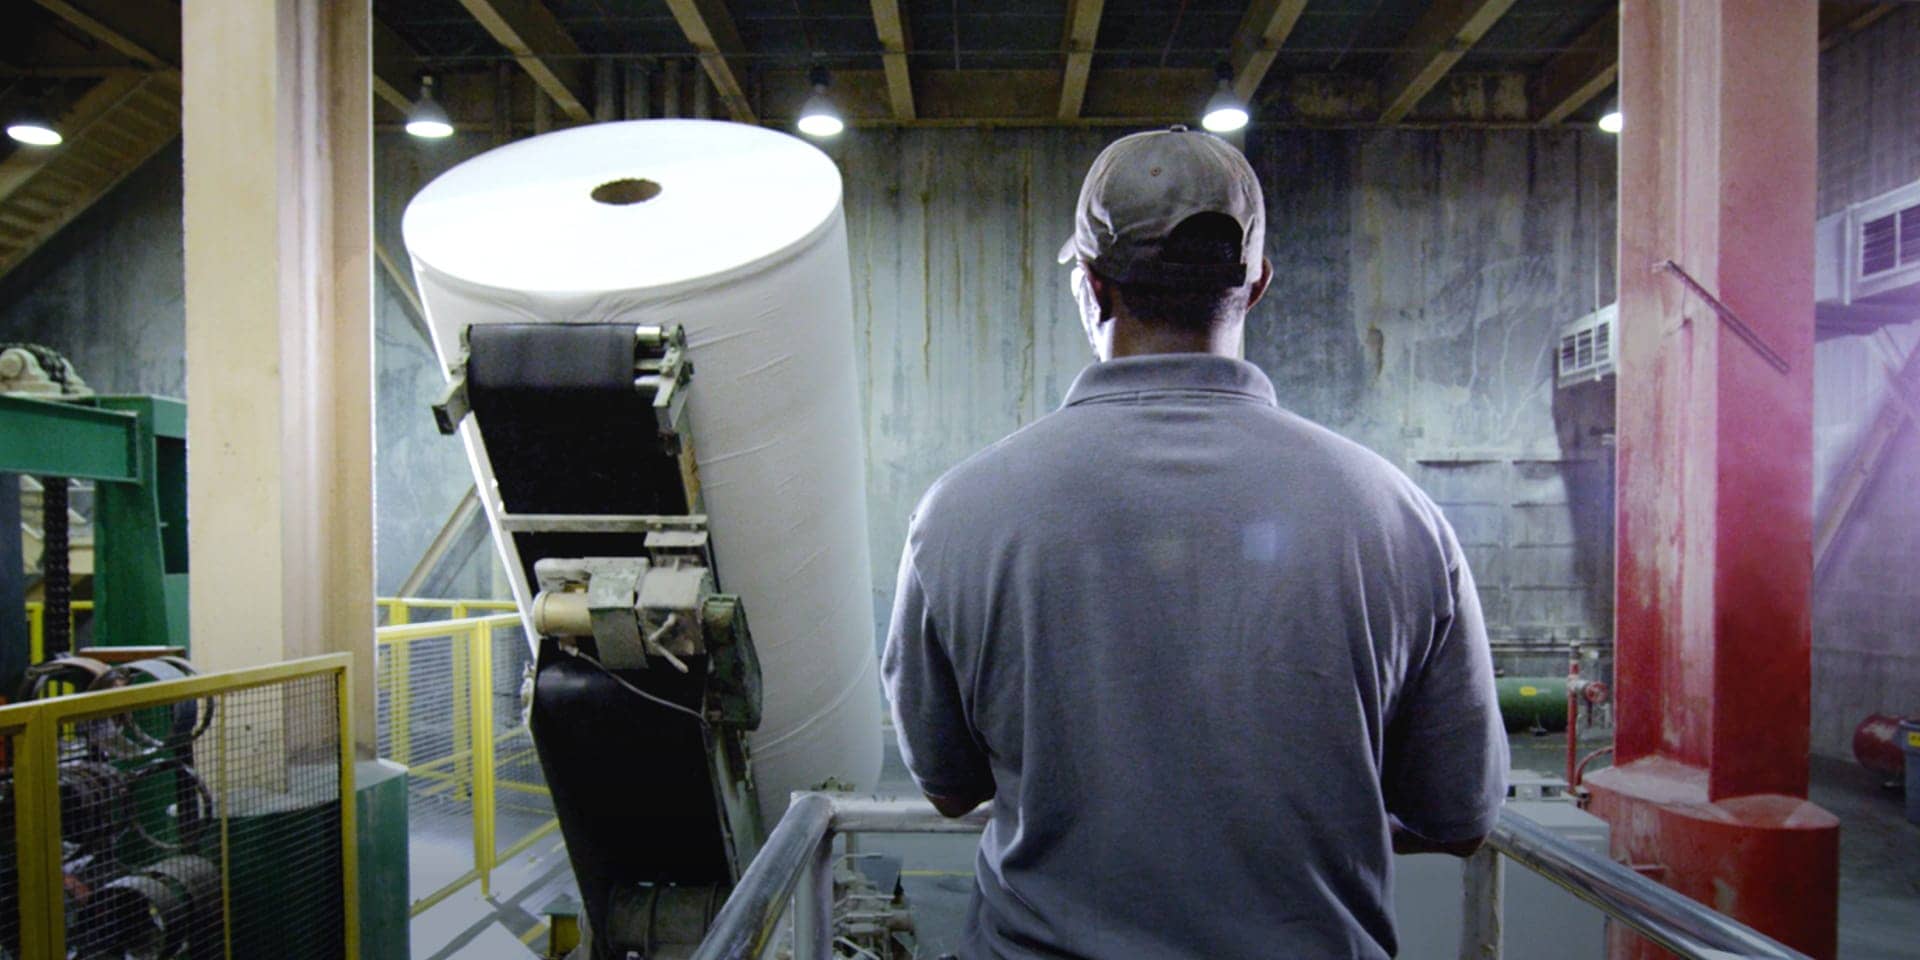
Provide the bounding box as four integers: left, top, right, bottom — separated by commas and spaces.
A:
1056, 125, 1265, 287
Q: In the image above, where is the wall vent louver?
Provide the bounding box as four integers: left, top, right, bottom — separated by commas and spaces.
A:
1862, 213, 1898, 276
1817, 178, 1920, 333
1900, 207, 1920, 267
1557, 303, 1616, 388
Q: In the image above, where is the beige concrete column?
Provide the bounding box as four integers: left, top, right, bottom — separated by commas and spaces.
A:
183, 0, 377, 755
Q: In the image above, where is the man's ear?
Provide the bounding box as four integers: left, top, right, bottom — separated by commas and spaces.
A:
1247, 258, 1273, 309
1085, 266, 1116, 321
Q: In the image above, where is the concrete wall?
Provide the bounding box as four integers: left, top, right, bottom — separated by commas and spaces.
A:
0, 141, 185, 398
371, 134, 500, 598
0, 135, 496, 598
0, 125, 1620, 657
1810, 8, 1920, 758
0, 15, 1906, 766
841, 126, 1619, 652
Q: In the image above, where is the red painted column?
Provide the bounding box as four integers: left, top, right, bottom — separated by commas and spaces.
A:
1586, 1, 1839, 957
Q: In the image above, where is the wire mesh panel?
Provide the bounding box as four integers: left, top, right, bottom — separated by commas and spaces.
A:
375, 605, 559, 912
207, 672, 345, 958
377, 623, 476, 905
0, 727, 24, 959
490, 622, 557, 863
46, 666, 347, 960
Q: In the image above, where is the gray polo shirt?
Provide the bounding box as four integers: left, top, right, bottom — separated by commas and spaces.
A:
882, 354, 1505, 959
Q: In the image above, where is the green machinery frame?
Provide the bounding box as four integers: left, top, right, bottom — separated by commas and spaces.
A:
0, 393, 189, 655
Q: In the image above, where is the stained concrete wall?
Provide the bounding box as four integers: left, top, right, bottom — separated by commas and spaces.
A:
0, 125, 1620, 656
0, 141, 185, 398
371, 134, 501, 599
0, 16, 1904, 769
1810, 7, 1920, 758
840, 127, 1619, 653
0, 135, 496, 598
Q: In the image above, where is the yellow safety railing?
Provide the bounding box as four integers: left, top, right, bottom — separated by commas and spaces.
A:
375, 598, 559, 918
0, 654, 358, 958
22, 598, 95, 664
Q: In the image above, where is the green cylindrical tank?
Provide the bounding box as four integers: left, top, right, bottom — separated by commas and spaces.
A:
1496, 676, 1569, 731
223, 763, 345, 959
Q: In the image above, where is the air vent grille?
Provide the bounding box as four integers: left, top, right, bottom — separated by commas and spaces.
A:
1862, 213, 1898, 276
1826, 180, 1920, 316
1557, 305, 1615, 388
1901, 207, 1920, 267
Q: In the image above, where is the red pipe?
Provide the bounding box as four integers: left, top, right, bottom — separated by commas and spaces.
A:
1573, 746, 1615, 791
1566, 654, 1581, 789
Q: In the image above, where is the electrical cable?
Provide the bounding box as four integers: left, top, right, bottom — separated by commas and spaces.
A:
563, 646, 709, 728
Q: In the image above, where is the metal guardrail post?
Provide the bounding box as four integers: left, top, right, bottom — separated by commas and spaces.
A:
1488, 811, 1810, 959
793, 827, 834, 960
389, 603, 412, 764
26, 602, 42, 664
691, 796, 1811, 960
1459, 845, 1503, 960
22, 600, 94, 667
470, 617, 498, 896
452, 622, 472, 800
691, 793, 834, 960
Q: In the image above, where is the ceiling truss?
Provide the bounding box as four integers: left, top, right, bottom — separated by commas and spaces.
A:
870, 0, 916, 120
0, 0, 1904, 283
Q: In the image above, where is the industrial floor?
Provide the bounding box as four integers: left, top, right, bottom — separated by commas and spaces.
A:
407, 807, 575, 959
409, 731, 1920, 958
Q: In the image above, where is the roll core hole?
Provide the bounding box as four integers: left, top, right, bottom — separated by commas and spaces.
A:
592, 178, 662, 205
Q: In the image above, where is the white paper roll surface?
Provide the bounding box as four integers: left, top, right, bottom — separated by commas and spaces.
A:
402, 120, 882, 817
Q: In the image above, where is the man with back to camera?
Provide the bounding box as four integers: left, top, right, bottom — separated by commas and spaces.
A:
880, 126, 1508, 959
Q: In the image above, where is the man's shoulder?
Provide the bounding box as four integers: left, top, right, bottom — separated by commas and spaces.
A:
911, 412, 1067, 525
1256, 406, 1440, 508
911, 394, 1450, 548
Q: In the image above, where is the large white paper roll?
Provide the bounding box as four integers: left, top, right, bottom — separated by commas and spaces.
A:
402, 120, 882, 816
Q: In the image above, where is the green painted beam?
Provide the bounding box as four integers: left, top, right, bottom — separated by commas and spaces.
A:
91, 397, 189, 648
0, 394, 139, 482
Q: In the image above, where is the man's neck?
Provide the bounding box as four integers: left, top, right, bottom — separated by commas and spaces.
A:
1105, 316, 1242, 360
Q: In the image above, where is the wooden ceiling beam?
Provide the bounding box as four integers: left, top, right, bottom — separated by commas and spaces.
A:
0, 71, 178, 278
1379, 0, 1518, 124
1534, 11, 1617, 125
0, 73, 149, 204
870, 0, 915, 120
1819, 3, 1896, 52
30, 0, 178, 72
661, 0, 758, 123
1227, 0, 1309, 101
455, 0, 593, 122
1057, 0, 1106, 119
728, 67, 1536, 128
373, 18, 423, 116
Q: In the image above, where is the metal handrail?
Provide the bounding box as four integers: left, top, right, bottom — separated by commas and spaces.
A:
691, 794, 1809, 960
1486, 812, 1809, 959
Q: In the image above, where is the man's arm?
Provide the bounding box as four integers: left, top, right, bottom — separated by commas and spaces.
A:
926, 788, 994, 819
881, 536, 996, 819
1390, 816, 1486, 857
1381, 527, 1507, 858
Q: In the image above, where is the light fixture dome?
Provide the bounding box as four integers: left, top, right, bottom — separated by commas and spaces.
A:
406, 75, 455, 139
1598, 104, 1622, 134
1201, 62, 1248, 134
6, 106, 61, 147
796, 66, 843, 139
